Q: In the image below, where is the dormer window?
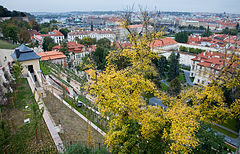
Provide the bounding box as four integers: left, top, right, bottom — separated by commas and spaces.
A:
211, 64, 215, 67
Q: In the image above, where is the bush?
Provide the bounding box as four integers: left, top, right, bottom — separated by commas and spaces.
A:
179, 46, 205, 54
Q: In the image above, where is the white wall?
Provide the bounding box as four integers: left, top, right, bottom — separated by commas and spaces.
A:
21, 59, 40, 76
178, 43, 218, 52
0, 49, 14, 67
160, 51, 195, 66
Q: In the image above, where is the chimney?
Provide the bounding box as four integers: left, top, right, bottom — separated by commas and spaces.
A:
15, 49, 20, 58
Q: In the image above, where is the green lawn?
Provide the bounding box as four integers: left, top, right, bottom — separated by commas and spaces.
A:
178, 73, 186, 83
161, 74, 167, 80
78, 94, 92, 105
212, 125, 239, 138
0, 78, 56, 153
0, 40, 18, 49
225, 143, 237, 153
161, 82, 168, 92
40, 61, 51, 75
219, 118, 239, 133
190, 77, 194, 82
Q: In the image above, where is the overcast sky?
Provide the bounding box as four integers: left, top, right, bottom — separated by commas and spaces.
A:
1, 0, 240, 14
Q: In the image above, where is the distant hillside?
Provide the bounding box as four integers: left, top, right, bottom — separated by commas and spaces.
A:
0, 5, 34, 19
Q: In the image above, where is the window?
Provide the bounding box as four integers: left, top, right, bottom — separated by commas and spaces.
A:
198, 79, 200, 83
191, 73, 194, 76
202, 80, 204, 84
200, 66, 202, 69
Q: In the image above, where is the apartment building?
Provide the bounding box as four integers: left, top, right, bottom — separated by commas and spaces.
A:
68, 30, 116, 42
190, 51, 227, 86
34, 29, 65, 44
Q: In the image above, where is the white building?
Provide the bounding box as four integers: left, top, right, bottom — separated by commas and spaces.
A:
36, 29, 65, 44
113, 24, 154, 40
190, 51, 227, 86
68, 30, 116, 42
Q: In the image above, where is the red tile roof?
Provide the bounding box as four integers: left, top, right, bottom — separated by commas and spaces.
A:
192, 51, 229, 70
150, 38, 177, 48
87, 45, 96, 52
115, 42, 132, 49
37, 51, 66, 61
52, 45, 61, 51
52, 42, 87, 53
40, 29, 64, 37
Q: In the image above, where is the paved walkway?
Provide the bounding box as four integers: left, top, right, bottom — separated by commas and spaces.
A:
40, 101, 64, 152
160, 72, 169, 87
213, 123, 240, 148
182, 69, 194, 86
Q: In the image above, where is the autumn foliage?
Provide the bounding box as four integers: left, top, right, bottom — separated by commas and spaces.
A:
87, 12, 240, 153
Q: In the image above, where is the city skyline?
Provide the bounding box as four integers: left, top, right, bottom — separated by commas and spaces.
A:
1, 0, 240, 14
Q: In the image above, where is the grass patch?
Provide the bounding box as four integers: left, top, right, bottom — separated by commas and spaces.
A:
219, 118, 239, 133
161, 82, 168, 92
161, 74, 166, 80
0, 40, 18, 49
190, 77, 194, 82
50, 73, 73, 88
212, 125, 239, 138
40, 61, 51, 75
0, 78, 56, 153
178, 73, 186, 83
225, 143, 237, 152
78, 94, 91, 105
12, 78, 33, 110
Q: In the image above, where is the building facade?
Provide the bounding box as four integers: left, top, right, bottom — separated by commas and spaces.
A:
35, 29, 65, 44
37, 51, 67, 66
68, 30, 116, 42
190, 51, 227, 86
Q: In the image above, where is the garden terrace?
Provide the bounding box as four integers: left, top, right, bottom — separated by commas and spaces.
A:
0, 78, 56, 153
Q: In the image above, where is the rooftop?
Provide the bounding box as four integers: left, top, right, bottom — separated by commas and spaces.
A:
11, 44, 41, 62
150, 38, 177, 48
37, 51, 66, 61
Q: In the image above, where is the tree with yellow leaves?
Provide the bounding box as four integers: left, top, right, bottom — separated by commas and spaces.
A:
87, 10, 240, 153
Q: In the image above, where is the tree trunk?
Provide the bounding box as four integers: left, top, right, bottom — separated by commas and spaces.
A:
39, 123, 43, 141
35, 127, 39, 144
3, 145, 8, 154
